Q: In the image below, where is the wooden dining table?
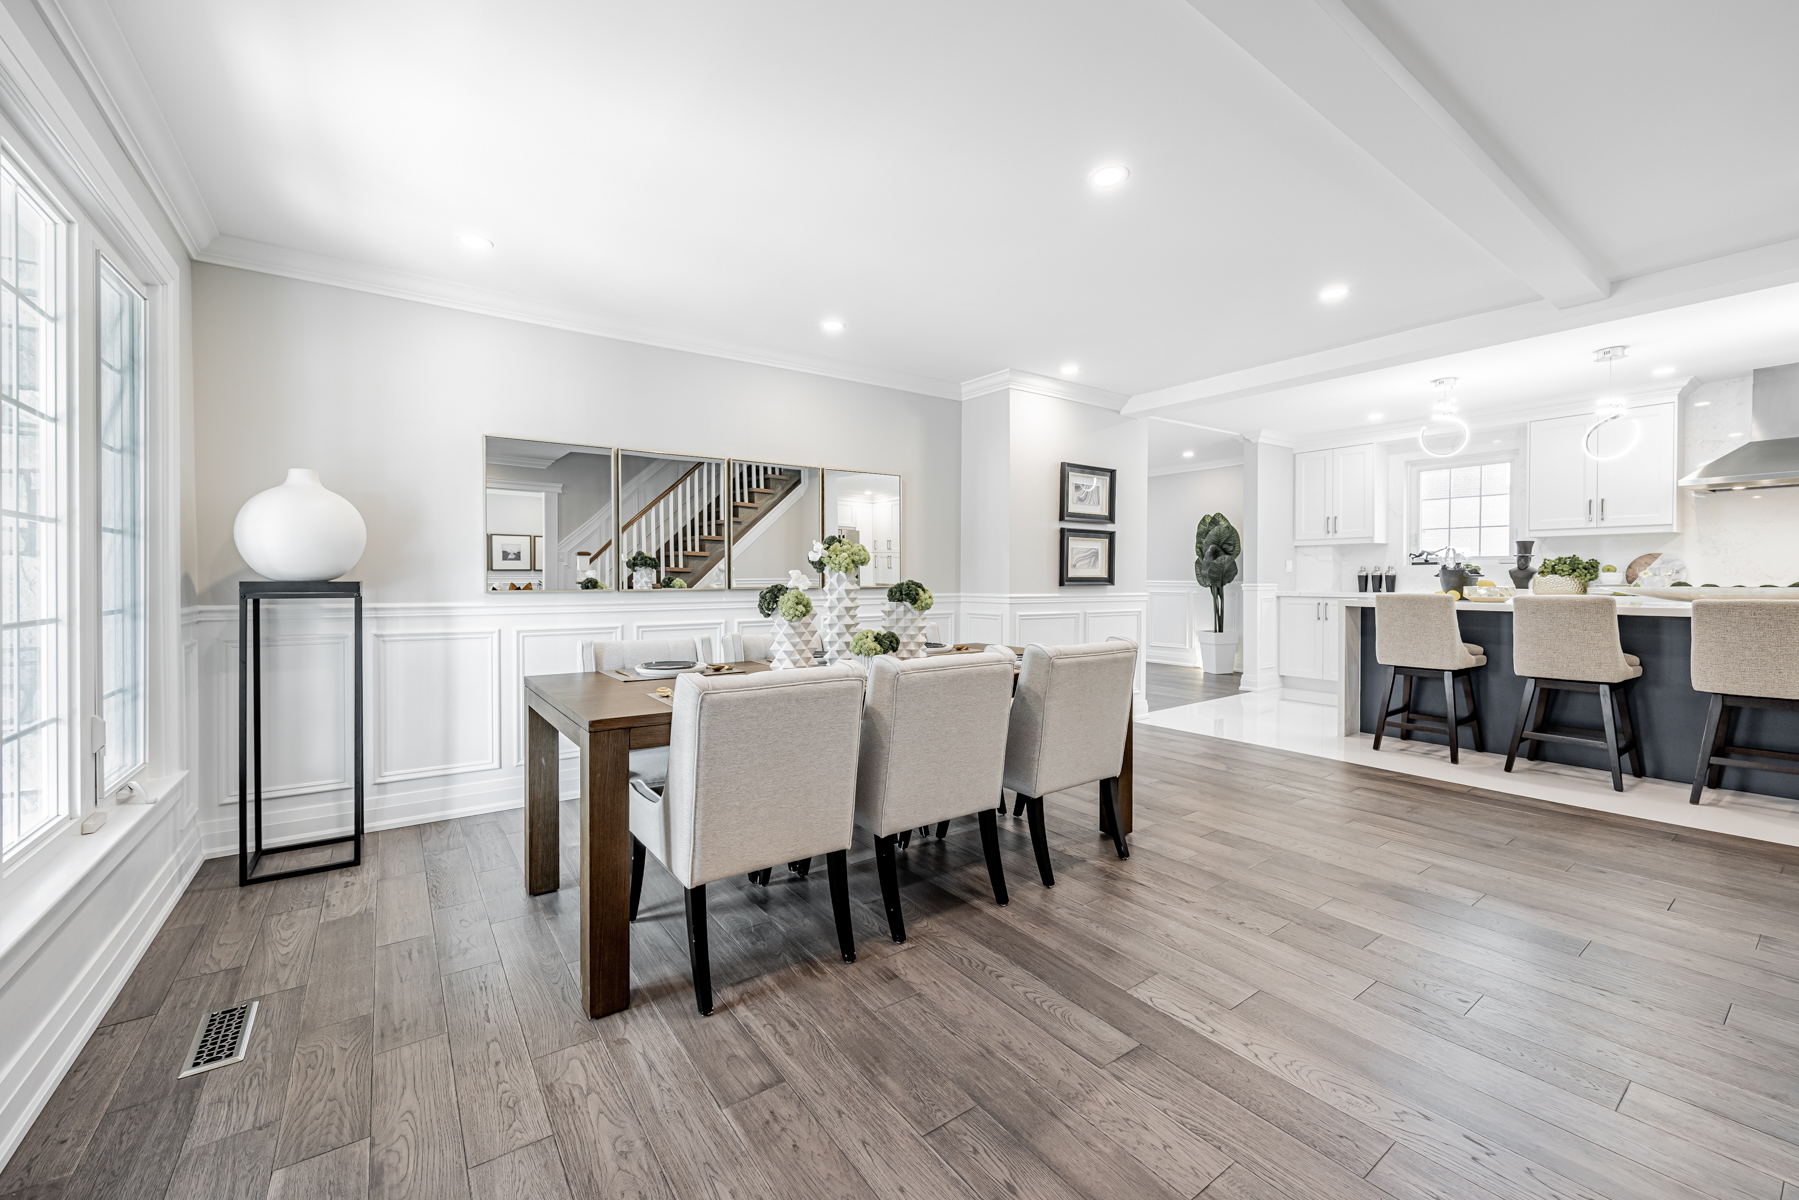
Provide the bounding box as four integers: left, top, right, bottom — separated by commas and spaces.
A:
522, 651, 1136, 1018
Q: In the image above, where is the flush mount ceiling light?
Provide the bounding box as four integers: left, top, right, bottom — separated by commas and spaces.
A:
1088, 164, 1129, 189
1652, 365, 1677, 377
459, 233, 494, 251
1418, 378, 1469, 457
1584, 346, 1641, 461
1318, 283, 1350, 303
820, 318, 845, 334
1061, 363, 1080, 376
1182, 450, 1194, 458
1366, 412, 1383, 422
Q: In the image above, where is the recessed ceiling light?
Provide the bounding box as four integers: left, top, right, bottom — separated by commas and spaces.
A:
865, 490, 873, 496
459, 233, 494, 251
1367, 412, 1383, 422
1652, 365, 1677, 377
1182, 450, 1194, 458
1731, 431, 1746, 437
1061, 363, 1080, 376
1318, 283, 1350, 303
821, 318, 845, 334
1694, 400, 1711, 407
1088, 164, 1129, 189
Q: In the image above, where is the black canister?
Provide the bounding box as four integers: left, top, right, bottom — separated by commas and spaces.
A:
1357, 567, 1370, 592
1371, 572, 1385, 593
1384, 571, 1398, 592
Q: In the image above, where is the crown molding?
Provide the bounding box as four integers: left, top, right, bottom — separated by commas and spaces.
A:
37, 0, 216, 255
195, 234, 962, 400
959, 368, 1129, 411
1150, 457, 1243, 476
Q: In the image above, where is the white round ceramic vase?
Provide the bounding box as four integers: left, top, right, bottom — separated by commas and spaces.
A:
233, 468, 367, 581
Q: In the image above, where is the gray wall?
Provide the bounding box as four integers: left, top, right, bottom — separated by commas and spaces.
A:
1149, 465, 1243, 580
191, 265, 961, 603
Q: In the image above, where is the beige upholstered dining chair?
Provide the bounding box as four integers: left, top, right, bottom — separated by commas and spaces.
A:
1505, 595, 1643, 791
627, 664, 866, 1015
714, 632, 774, 662
578, 636, 708, 795
1371, 593, 1487, 764
1689, 599, 1799, 804
1004, 639, 1138, 884
855, 652, 1016, 942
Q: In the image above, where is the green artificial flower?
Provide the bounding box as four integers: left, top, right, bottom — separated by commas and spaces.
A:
757, 583, 789, 617
873, 630, 900, 655
850, 629, 884, 657
807, 535, 844, 572
886, 579, 932, 610
777, 590, 813, 621
913, 586, 933, 612
662, 576, 688, 589
822, 540, 871, 574
578, 577, 604, 590
626, 551, 659, 569
1538, 555, 1600, 583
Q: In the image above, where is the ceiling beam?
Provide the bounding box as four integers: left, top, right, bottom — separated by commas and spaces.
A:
1185, 0, 1608, 308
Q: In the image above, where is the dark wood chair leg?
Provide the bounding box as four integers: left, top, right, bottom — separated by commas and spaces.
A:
1100, 777, 1129, 859
788, 858, 812, 877
935, 820, 950, 839
1022, 795, 1056, 887
998, 790, 1007, 815
897, 830, 911, 849
1373, 667, 1398, 751
1692, 692, 1724, 804
1506, 678, 1536, 772
977, 809, 1008, 906
874, 834, 906, 943
825, 849, 855, 963
1399, 675, 1416, 740
1526, 686, 1551, 761
1616, 684, 1645, 778
1598, 683, 1624, 792
1461, 671, 1484, 754
629, 836, 646, 922
1442, 671, 1460, 764
684, 884, 712, 1016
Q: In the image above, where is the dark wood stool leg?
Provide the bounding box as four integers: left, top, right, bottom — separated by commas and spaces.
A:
1461, 671, 1484, 754
629, 836, 646, 921
1373, 667, 1398, 750
1399, 675, 1416, 740
874, 834, 906, 943
1707, 699, 1733, 789
825, 850, 855, 963
1022, 796, 1056, 887
1598, 683, 1624, 791
1506, 678, 1536, 772
1100, 777, 1128, 859
977, 809, 1009, 906
935, 820, 950, 839
1616, 684, 1645, 778
1442, 671, 1460, 764
1692, 692, 1724, 804
684, 884, 712, 1016
1526, 686, 1551, 761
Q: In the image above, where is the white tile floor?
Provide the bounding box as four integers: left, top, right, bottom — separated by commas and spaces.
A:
1140, 689, 1799, 849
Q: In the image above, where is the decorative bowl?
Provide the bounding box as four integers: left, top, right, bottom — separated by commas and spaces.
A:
1532, 574, 1587, 595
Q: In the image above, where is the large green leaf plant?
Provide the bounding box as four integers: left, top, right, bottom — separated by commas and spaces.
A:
1194, 513, 1241, 634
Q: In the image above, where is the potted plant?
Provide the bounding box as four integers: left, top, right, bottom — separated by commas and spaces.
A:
661, 575, 688, 589
1533, 555, 1599, 595
810, 537, 871, 663
884, 579, 934, 658
1194, 513, 1241, 674
770, 589, 816, 669
626, 551, 659, 590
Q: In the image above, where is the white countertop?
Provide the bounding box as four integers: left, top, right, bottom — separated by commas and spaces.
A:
1341, 595, 1696, 617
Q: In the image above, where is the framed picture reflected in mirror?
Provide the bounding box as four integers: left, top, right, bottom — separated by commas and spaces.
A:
1059, 528, 1115, 586
1059, 462, 1115, 524
489, 533, 533, 571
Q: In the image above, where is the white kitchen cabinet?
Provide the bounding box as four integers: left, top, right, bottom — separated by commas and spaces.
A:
1278, 597, 1340, 681
1294, 444, 1386, 545
1525, 401, 1678, 537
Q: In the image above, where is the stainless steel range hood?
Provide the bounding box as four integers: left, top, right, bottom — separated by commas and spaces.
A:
1679, 363, 1799, 490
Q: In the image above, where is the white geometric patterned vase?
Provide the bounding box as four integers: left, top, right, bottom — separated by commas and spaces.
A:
886, 602, 927, 659
770, 614, 817, 670
820, 570, 860, 664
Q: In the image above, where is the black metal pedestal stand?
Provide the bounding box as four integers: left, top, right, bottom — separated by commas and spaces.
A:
238, 580, 363, 886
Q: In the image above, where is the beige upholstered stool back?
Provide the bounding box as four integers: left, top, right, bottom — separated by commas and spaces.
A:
1374, 594, 1484, 671
1511, 596, 1641, 683
1691, 600, 1799, 700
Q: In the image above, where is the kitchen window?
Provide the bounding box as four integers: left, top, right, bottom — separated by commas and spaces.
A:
1416, 460, 1512, 558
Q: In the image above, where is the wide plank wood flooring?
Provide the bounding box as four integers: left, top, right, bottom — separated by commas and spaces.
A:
11, 721, 1799, 1200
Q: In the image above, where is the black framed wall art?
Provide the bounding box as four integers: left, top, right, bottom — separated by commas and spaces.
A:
1059, 528, 1115, 586
1059, 462, 1115, 523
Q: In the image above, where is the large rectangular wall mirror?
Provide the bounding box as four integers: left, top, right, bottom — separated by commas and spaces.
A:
618, 450, 729, 589
822, 469, 902, 586
485, 437, 615, 591
727, 461, 821, 589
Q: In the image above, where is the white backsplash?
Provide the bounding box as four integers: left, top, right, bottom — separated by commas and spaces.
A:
1291, 375, 1799, 593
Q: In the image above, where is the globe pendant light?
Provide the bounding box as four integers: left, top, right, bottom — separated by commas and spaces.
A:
1584, 346, 1640, 461
1418, 377, 1469, 457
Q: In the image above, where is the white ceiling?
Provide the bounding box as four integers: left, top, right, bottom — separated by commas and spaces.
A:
1149, 421, 1243, 474
68, 0, 1799, 407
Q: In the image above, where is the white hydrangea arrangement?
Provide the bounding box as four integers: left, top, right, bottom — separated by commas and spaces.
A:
849, 629, 884, 658
808, 536, 871, 575
776, 590, 813, 622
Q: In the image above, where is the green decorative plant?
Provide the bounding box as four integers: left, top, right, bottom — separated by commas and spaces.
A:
578, 577, 604, 590
1702, 582, 1719, 587
662, 576, 688, 589
820, 539, 871, 575
886, 579, 933, 611
1193, 513, 1241, 634
757, 583, 789, 617
1671, 580, 1691, 587
873, 630, 900, 654
850, 629, 884, 657
807, 535, 845, 573
776, 590, 813, 622
1538, 555, 1599, 583
626, 551, 658, 570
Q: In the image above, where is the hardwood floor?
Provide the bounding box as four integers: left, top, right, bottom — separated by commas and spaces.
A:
12, 723, 1799, 1199
1146, 662, 1239, 711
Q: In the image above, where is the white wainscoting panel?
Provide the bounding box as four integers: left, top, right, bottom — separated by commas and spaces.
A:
374, 630, 501, 784
218, 632, 352, 801
513, 623, 624, 764
1014, 610, 1082, 647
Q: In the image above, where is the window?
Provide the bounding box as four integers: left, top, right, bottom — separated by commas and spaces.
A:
2, 162, 64, 855
99, 260, 145, 790
1417, 461, 1510, 558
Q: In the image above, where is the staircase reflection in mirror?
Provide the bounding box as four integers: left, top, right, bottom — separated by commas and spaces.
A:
619, 449, 731, 589
728, 461, 822, 590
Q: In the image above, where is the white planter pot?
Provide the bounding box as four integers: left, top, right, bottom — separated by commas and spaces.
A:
885, 602, 927, 659
630, 566, 659, 590
1197, 630, 1238, 675
770, 614, 817, 670
820, 570, 860, 664
233, 468, 367, 581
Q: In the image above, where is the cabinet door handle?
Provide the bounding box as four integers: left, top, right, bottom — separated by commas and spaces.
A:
1600, 498, 1606, 522
1587, 498, 1593, 522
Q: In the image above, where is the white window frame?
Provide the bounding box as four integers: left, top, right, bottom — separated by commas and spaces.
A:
98, 256, 147, 793
1407, 451, 1519, 563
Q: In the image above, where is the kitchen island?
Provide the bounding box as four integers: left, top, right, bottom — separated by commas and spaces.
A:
1343, 597, 1799, 802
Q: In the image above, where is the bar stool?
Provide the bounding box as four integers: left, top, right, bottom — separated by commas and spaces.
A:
1371, 593, 1486, 763
1689, 600, 1799, 804
1505, 595, 1643, 791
